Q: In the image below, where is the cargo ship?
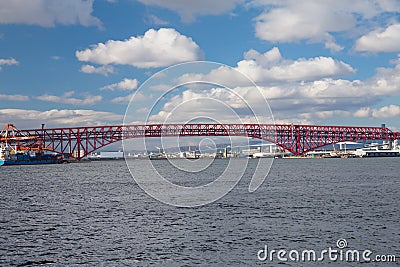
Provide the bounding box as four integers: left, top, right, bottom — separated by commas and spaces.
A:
0, 123, 66, 166
0, 146, 65, 166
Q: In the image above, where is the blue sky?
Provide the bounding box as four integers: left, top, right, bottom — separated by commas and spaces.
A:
0, 0, 399, 131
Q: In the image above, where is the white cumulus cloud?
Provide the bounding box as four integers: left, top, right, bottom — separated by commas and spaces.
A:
238, 53, 355, 83
111, 92, 148, 104
252, 0, 400, 51
80, 65, 115, 76
0, 93, 29, 101
147, 88, 267, 123
355, 24, 400, 52
354, 105, 400, 118
370, 105, 400, 118
36, 91, 102, 106
76, 28, 202, 68
101, 78, 139, 91
0, 0, 102, 28
176, 47, 355, 86
0, 58, 19, 71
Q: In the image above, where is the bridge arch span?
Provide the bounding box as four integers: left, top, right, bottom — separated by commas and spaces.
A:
10, 124, 399, 160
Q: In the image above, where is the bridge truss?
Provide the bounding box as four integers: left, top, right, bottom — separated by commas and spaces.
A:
7, 124, 399, 160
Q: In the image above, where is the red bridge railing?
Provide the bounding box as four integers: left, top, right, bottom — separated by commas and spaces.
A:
10, 124, 399, 160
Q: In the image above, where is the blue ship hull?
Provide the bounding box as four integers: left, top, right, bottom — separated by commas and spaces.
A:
0, 152, 65, 166
0, 159, 61, 166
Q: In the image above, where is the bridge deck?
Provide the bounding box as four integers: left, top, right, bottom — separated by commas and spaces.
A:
3, 124, 399, 160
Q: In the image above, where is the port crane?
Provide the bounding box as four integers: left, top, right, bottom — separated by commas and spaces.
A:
0, 123, 49, 152
1, 124, 65, 165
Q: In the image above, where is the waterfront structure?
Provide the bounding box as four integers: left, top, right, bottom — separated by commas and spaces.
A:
0, 123, 65, 166
2, 123, 400, 161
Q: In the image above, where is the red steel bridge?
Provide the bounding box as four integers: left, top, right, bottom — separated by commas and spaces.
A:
5, 123, 400, 160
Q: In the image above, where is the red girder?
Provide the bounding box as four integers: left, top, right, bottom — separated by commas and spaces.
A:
11, 124, 399, 160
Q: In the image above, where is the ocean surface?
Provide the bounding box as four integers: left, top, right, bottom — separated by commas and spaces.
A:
0, 158, 399, 266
